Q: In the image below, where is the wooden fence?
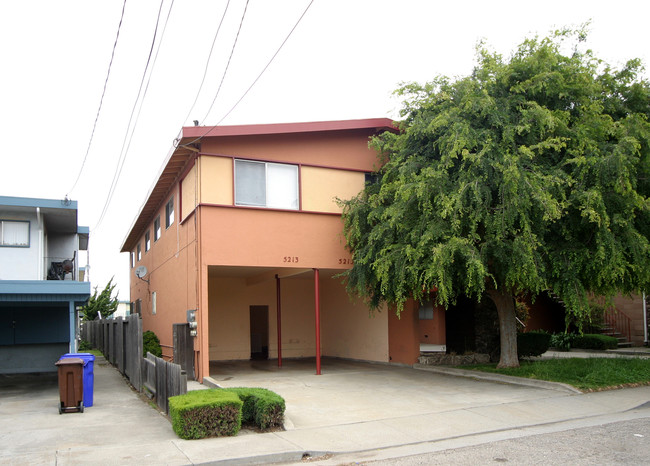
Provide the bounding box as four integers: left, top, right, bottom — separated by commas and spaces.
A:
81, 315, 187, 413
143, 353, 187, 413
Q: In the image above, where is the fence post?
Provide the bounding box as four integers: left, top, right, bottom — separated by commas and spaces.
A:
173, 323, 195, 381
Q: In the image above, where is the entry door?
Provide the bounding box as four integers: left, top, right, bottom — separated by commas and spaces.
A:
249, 305, 269, 360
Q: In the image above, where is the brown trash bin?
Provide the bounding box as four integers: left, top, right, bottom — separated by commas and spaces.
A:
55, 357, 84, 414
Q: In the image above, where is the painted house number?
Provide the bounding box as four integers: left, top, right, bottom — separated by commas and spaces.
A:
338, 258, 354, 265
283, 256, 299, 263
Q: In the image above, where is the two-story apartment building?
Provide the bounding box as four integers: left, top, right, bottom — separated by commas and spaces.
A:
121, 119, 450, 382
0, 196, 90, 374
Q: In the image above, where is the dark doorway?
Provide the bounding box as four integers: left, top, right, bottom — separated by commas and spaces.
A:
249, 305, 269, 360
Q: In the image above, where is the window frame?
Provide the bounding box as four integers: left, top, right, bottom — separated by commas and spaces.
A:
165, 197, 174, 229
234, 159, 299, 210
154, 216, 161, 241
0, 219, 30, 248
137, 243, 142, 262
144, 231, 151, 252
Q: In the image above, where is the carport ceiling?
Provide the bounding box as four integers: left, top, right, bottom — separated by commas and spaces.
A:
207, 266, 342, 281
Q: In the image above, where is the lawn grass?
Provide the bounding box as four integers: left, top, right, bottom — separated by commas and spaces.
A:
461, 357, 650, 391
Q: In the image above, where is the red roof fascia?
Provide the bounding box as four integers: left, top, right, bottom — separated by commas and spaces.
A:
182, 118, 397, 139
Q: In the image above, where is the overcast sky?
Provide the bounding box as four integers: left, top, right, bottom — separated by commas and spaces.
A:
1, 0, 648, 300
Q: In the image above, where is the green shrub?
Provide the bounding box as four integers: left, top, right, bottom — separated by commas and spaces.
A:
143, 330, 162, 357
223, 387, 285, 429
550, 332, 574, 351
169, 390, 243, 440
78, 339, 92, 351
572, 333, 618, 350
517, 331, 551, 358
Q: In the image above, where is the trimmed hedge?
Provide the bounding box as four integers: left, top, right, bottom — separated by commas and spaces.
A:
517, 331, 551, 358
572, 333, 619, 350
223, 387, 285, 429
169, 390, 243, 439
168, 387, 285, 440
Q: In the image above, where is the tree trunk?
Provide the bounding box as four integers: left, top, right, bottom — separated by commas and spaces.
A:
486, 289, 519, 368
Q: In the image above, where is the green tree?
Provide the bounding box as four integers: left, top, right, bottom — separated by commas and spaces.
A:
341, 28, 650, 367
81, 278, 119, 321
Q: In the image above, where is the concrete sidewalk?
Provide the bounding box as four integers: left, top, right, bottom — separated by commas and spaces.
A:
1, 354, 649, 465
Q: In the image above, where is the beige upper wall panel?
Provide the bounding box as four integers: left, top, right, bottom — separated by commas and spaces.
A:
201, 156, 233, 205
301, 167, 365, 213
181, 163, 198, 220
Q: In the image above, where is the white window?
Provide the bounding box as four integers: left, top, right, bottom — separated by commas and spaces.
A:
165, 197, 174, 228
145, 231, 150, 252
154, 216, 161, 241
1, 220, 30, 247
235, 159, 299, 210
152, 291, 157, 315
137, 243, 142, 262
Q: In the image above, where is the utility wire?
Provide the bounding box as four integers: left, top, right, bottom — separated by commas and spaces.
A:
201, 0, 250, 123
180, 0, 315, 148
93, 0, 173, 231
215, 0, 315, 126
181, 0, 232, 126
67, 0, 128, 197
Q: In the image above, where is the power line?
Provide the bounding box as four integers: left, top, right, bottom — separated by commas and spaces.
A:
93, 0, 174, 231
201, 0, 250, 123
215, 0, 315, 126
180, 0, 315, 148
67, 0, 128, 197
180, 0, 232, 127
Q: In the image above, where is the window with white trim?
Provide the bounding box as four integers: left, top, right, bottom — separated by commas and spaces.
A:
145, 231, 150, 252
137, 243, 142, 262
0, 220, 29, 247
165, 197, 174, 228
154, 216, 161, 241
234, 159, 299, 210
152, 291, 157, 315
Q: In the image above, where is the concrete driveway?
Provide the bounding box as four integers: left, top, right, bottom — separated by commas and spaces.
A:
1, 356, 648, 465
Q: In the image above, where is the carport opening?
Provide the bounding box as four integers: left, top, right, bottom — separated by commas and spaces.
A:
250, 305, 269, 360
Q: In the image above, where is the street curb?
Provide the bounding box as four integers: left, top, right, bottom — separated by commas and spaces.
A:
413, 364, 582, 394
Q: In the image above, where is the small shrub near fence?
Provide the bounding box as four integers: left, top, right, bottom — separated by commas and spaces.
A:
168, 388, 286, 440
572, 333, 619, 350
517, 331, 551, 358
169, 390, 243, 439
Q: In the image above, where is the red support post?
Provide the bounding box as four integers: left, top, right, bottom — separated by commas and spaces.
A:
314, 268, 321, 375
276, 275, 282, 368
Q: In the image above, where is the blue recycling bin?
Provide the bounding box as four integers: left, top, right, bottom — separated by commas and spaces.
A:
60, 353, 95, 407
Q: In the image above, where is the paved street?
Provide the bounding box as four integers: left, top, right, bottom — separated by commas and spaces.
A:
360, 418, 650, 465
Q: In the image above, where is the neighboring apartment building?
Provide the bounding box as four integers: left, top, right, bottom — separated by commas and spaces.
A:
0, 196, 91, 373
121, 119, 449, 382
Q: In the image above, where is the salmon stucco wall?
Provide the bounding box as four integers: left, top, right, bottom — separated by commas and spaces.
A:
320, 276, 389, 362
388, 301, 420, 365
208, 274, 318, 360
130, 189, 199, 360
199, 207, 352, 270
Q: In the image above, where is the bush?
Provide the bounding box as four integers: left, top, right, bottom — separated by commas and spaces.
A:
550, 332, 574, 351
572, 333, 618, 350
517, 331, 551, 358
169, 390, 243, 439
143, 330, 162, 357
223, 387, 285, 429
78, 339, 92, 351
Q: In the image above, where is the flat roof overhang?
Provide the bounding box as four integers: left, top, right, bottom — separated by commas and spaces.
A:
0, 280, 91, 304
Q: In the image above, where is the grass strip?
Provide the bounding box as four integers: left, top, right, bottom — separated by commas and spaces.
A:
461, 357, 650, 391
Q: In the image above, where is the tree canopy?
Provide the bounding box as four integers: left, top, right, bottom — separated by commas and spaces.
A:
340, 28, 650, 367
81, 278, 119, 321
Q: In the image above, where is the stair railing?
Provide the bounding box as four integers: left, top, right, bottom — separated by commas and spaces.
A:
603, 306, 632, 343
